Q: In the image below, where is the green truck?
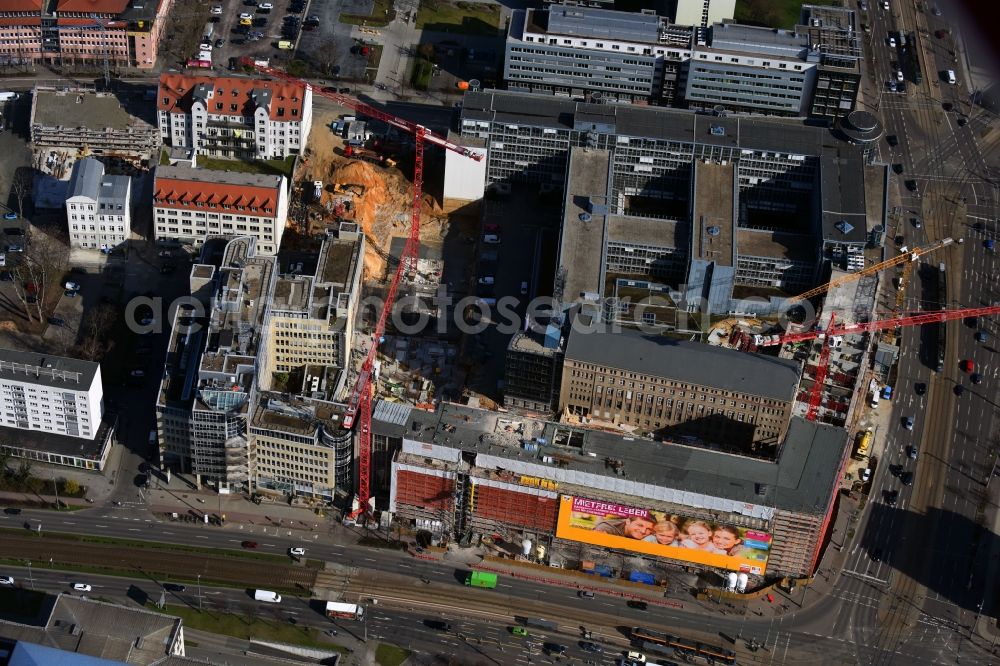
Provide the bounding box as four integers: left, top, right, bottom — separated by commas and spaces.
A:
465, 571, 498, 589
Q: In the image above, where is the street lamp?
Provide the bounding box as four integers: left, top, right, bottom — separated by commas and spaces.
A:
197, 574, 202, 610
25, 560, 33, 590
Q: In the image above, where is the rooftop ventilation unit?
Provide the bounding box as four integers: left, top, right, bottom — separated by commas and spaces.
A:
706, 225, 721, 236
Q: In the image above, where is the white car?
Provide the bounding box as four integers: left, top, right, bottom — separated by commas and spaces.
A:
861, 468, 872, 482
520, 280, 528, 295
0, 253, 5, 268
888, 36, 896, 48
239, 12, 253, 20
0, 576, 13, 585
199, 42, 212, 51
477, 276, 494, 286
259, 2, 274, 8
73, 583, 92, 592
896, 70, 904, 82
882, 1, 889, 9
64, 281, 81, 291
483, 234, 500, 244
210, 5, 222, 13
626, 652, 646, 664
289, 547, 306, 556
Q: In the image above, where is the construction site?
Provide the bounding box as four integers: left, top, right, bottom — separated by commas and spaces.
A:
285, 100, 481, 420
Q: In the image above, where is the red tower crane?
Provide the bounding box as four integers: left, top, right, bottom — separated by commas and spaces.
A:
766, 304, 1000, 421
255, 66, 484, 516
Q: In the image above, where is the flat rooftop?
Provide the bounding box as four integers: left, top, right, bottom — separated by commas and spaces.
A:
462, 90, 835, 158
821, 150, 868, 244
0, 416, 113, 461
607, 215, 686, 249
0, 348, 99, 392
560, 147, 611, 300
736, 229, 815, 262
251, 392, 347, 436
565, 325, 801, 401
318, 236, 360, 288
525, 5, 661, 43
31, 88, 153, 131
692, 161, 735, 266
385, 402, 847, 516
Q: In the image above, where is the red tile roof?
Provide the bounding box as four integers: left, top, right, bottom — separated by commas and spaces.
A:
0, 0, 43, 11
158, 73, 308, 123
154, 178, 278, 217
0, 16, 41, 26
56, 17, 126, 27
56, 0, 130, 13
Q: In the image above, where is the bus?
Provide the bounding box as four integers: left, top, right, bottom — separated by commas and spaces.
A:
631, 627, 736, 666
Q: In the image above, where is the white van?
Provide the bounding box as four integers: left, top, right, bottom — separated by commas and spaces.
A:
253, 589, 282, 603
946, 69, 956, 84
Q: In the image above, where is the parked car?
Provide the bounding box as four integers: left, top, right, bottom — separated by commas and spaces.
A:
3, 212, 17, 220
904, 416, 914, 430
483, 234, 500, 244
975, 330, 988, 343
871, 548, 883, 562
210, 5, 222, 14
908, 445, 918, 460
915, 382, 927, 395
885, 489, 899, 505
901, 471, 914, 486
861, 468, 872, 482
886, 134, 899, 146
962, 358, 975, 373
971, 373, 982, 385
7, 243, 23, 252
64, 281, 81, 291
48, 316, 65, 326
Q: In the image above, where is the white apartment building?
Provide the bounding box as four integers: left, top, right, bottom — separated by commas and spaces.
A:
0, 349, 103, 440
65, 158, 132, 251
156, 73, 313, 160
153, 165, 288, 255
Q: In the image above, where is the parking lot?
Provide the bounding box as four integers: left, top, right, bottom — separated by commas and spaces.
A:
201, 0, 317, 73
296, 0, 374, 81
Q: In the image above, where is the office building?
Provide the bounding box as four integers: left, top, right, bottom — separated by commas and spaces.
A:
0, 0, 172, 69
157, 73, 313, 160
261, 224, 364, 400
558, 325, 800, 449
65, 157, 132, 251
673, 0, 735, 27
382, 401, 848, 578
454, 90, 880, 316
249, 393, 353, 499
505, 4, 693, 105
502, 3, 860, 119
156, 237, 276, 489
504, 323, 565, 413
30, 87, 159, 154
152, 165, 288, 255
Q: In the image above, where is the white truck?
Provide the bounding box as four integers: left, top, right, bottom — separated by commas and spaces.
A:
325, 601, 364, 620
254, 589, 282, 603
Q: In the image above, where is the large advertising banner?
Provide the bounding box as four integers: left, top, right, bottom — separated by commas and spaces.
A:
555, 496, 771, 575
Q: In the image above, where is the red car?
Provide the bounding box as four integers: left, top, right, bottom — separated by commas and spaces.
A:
241, 540, 258, 549
961, 359, 975, 373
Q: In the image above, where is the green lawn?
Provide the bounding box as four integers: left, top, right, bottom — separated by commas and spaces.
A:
416, 0, 501, 36
376, 643, 411, 666
196, 156, 296, 180
154, 604, 349, 652
340, 0, 396, 27
734, 0, 837, 29
411, 60, 433, 90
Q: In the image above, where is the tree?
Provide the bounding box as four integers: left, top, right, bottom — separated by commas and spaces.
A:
15, 226, 70, 322
62, 479, 80, 496
10, 168, 32, 218
15, 459, 32, 489
76, 304, 118, 361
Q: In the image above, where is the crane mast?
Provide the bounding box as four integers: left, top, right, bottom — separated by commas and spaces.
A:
253, 65, 482, 512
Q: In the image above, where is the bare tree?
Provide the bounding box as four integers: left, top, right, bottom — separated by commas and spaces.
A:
14, 226, 71, 322
75, 303, 118, 361
10, 168, 32, 217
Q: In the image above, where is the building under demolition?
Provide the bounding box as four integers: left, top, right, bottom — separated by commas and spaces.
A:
30, 87, 158, 155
